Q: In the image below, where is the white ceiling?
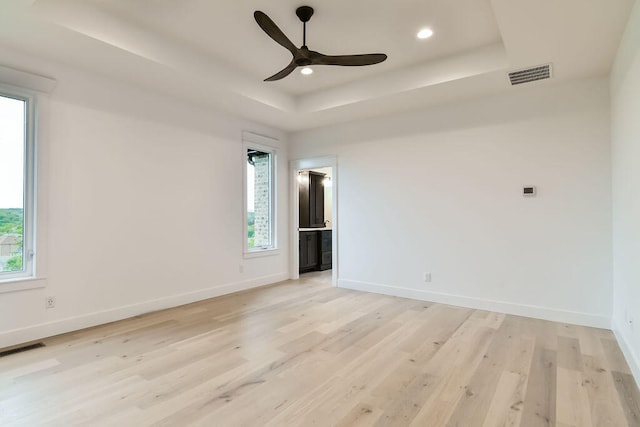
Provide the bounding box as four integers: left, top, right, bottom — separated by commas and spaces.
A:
0, 0, 635, 131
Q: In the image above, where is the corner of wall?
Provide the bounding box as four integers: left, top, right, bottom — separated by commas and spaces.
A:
610, 0, 640, 393
612, 319, 640, 390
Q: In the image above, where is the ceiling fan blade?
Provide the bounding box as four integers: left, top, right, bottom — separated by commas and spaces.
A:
309, 51, 387, 66
254, 11, 299, 56
264, 61, 298, 81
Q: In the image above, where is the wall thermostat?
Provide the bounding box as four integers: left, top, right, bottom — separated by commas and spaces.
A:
523, 186, 537, 197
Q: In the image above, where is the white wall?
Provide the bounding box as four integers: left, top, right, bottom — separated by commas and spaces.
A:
0, 47, 289, 348
291, 78, 612, 328
611, 0, 640, 385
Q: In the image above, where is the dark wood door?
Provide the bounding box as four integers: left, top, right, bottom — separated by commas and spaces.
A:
299, 171, 325, 228
299, 231, 319, 272
309, 172, 325, 227
319, 230, 332, 271
298, 172, 311, 228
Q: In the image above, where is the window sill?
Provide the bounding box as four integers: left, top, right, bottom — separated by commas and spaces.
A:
243, 248, 280, 259
0, 277, 47, 294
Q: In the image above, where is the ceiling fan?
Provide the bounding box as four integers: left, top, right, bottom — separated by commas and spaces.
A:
254, 6, 388, 81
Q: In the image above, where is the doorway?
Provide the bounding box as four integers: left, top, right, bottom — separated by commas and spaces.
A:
290, 157, 337, 286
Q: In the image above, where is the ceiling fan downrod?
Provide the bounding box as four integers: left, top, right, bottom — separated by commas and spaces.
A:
296, 6, 314, 47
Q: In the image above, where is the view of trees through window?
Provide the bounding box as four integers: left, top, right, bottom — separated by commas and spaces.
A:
0, 209, 23, 272
0, 95, 26, 273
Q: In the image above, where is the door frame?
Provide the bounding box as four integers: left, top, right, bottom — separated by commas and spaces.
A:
290, 156, 338, 286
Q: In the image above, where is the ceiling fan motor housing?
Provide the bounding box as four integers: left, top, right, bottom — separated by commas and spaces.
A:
295, 47, 313, 66
296, 6, 314, 23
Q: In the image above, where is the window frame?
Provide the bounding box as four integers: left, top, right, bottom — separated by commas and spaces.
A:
242, 132, 278, 258
0, 86, 37, 282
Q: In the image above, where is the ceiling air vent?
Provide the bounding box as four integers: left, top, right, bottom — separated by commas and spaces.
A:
508, 64, 552, 86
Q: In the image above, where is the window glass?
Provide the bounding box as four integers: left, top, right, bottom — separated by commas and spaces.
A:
0, 95, 26, 275
247, 148, 273, 250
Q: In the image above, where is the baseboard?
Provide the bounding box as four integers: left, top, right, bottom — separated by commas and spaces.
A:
612, 319, 640, 390
0, 272, 289, 349
338, 279, 611, 329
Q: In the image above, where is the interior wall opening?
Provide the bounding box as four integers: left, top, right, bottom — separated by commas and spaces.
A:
297, 167, 333, 278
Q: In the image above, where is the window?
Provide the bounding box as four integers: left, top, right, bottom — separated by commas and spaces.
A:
0, 90, 35, 280
243, 133, 277, 255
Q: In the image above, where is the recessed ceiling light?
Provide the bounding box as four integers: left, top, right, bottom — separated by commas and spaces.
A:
417, 28, 433, 39
301, 67, 313, 75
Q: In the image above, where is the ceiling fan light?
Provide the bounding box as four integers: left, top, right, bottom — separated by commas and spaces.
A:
301, 67, 313, 75
417, 28, 433, 39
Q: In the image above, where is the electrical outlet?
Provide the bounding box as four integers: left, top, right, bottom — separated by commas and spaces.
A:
45, 296, 56, 309
423, 272, 431, 283
239, 264, 244, 273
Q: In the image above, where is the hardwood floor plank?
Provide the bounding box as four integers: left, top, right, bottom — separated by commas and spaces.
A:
335, 403, 383, 427
409, 320, 496, 426
557, 336, 584, 371
556, 367, 593, 427
580, 333, 629, 427
481, 371, 525, 427
521, 347, 557, 427
481, 335, 536, 427
445, 316, 524, 426
373, 372, 438, 426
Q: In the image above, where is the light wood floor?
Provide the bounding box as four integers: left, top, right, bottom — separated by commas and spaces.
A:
1, 271, 639, 426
